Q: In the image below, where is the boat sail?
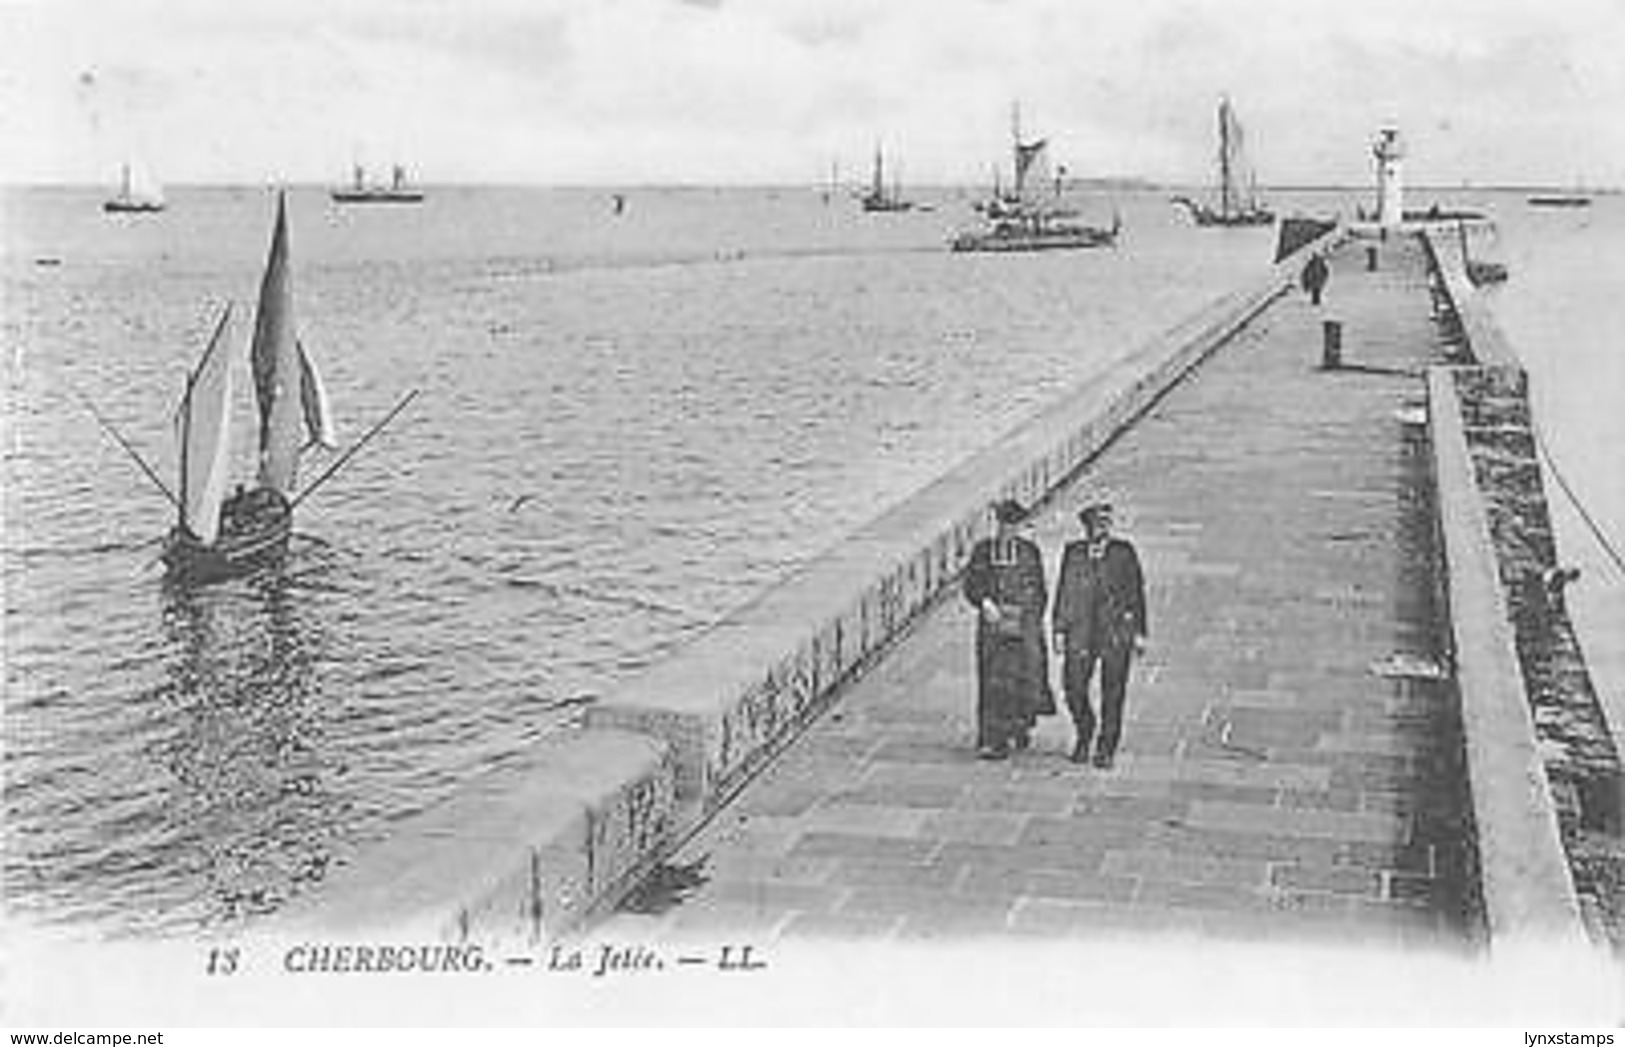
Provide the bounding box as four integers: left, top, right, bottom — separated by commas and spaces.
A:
163, 192, 337, 583
253, 191, 313, 495
174, 308, 237, 546
860, 144, 914, 213
953, 105, 1120, 252
103, 162, 165, 214
1013, 135, 1051, 211
1173, 96, 1274, 227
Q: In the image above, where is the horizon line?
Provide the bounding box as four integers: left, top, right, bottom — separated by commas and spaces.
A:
7, 180, 1619, 194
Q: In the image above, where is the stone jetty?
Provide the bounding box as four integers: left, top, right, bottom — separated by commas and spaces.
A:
601, 235, 1480, 946
278, 229, 1621, 1020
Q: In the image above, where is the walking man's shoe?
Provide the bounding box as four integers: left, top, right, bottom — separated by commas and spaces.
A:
978, 745, 1009, 761
1069, 740, 1090, 764
1091, 751, 1114, 770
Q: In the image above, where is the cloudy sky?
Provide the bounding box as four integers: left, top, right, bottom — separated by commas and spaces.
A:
2, 0, 1621, 187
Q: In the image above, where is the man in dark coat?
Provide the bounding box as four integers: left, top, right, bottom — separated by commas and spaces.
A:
962, 499, 1055, 759
1051, 500, 1147, 768
1301, 252, 1330, 306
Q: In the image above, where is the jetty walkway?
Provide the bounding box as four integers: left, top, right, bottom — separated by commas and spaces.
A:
597, 236, 1482, 947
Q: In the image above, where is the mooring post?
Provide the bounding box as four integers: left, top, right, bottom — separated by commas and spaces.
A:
1366, 245, 1379, 271
1321, 319, 1343, 370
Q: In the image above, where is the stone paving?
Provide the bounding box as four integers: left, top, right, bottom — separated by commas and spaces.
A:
599, 236, 1484, 950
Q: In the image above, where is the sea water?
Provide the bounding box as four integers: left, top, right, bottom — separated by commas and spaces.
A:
2, 185, 1618, 937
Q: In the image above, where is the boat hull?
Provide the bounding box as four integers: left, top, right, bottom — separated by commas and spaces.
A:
1403, 207, 1487, 222
950, 226, 1117, 252
103, 200, 165, 214
330, 190, 425, 204
162, 492, 292, 584
1188, 210, 1274, 227
1174, 198, 1274, 227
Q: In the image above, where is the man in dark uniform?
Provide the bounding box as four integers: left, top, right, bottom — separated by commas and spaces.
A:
962, 499, 1055, 760
1301, 252, 1330, 306
1051, 500, 1147, 768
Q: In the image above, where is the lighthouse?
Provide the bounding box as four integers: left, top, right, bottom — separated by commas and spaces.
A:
1372, 126, 1404, 228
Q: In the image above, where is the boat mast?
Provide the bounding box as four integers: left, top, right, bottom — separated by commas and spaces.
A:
1218, 96, 1232, 219
1010, 102, 1023, 199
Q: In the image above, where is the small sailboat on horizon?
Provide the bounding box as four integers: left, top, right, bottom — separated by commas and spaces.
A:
860, 144, 915, 213
331, 163, 425, 204
1172, 96, 1273, 227
103, 163, 165, 214
1456, 219, 1508, 287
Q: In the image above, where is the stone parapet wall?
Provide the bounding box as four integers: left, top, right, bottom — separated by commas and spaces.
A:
271, 728, 678, 945
1421, 229, 1621, 948
1419, 229, 1519, 365
1426, 365, 1590, 946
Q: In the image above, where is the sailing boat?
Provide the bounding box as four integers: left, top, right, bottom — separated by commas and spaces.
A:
1457, 219, 1508, 287
103, 163, 166, 214
162, 193, 337, 583
331, 162, 425, 204
860, 144, 914, 213
1172, 96, 1274, 227
952, 105, 1120, 252
78, 192, 417, 584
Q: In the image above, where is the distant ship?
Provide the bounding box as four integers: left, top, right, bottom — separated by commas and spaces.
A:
102, 163, 165, 214
1171, 96, 1273, 227
1401, 204, 1487, 222
331, 163, 425, 204
1527, 193, 1592, 208
951, 106, 1120, 253
860, 144, 914, 213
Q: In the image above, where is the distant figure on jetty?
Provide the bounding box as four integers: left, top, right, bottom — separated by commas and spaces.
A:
1052, 500, 1147, 768
1301, 252, 1330, 307
962, 499, 1055, 760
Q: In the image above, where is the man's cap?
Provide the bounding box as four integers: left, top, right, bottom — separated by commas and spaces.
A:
1077, 500, 1114, 524
993, 499, 1028, 524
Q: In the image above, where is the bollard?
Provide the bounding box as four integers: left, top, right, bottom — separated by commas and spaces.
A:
1366, 245, 1379, 271
1321, 319, 1343, 369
